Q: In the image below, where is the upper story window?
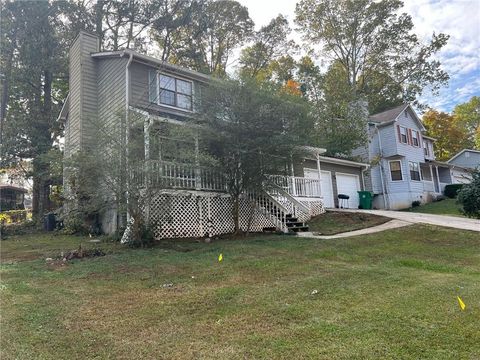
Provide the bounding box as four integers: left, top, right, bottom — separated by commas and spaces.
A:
389, 160, 403, 181
423, 141, 429, 156
149, 71, 193, 111
412, 130, 419, 147
399, 126, 408, 144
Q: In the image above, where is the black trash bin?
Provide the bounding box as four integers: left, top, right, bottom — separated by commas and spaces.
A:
44, 213, 56, 231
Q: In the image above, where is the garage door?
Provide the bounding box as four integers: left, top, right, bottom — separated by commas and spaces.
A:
304, 169, 334, 208
336, 173, 360, 209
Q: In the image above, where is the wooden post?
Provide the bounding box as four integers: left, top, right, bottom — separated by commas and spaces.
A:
429, 164, 435, 192
435, 165, 441, 193
144, 115, 151, 224
316, 154, 322, 197
194, 134, 201, 190
290, 160, 297, 196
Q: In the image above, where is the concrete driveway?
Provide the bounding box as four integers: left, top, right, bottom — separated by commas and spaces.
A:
333, 209, 480, 232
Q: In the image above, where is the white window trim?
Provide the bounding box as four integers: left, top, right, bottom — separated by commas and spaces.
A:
388, 160, 404, 182
156, 72, 195, 113
399, 126, 408, 144
411, 130, 419, 147
409, 161, 422, 182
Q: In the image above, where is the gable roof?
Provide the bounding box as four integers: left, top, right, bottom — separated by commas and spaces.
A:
369, 103, 425, 131
91, 49, 211, 83
447, 149, 480, 163
369, 104, 409, 124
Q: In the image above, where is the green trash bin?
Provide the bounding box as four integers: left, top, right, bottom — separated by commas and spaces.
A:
358, 191, 373, 209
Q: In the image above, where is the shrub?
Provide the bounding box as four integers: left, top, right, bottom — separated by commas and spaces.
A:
411, 200, 421, 207
444, 184, 463, 198
457, 170, 480, 218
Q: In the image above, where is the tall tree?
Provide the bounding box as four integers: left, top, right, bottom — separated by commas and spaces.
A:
453, 96, 480, 149
171, 0, 254, 75
150, 0, 202, 62
238, 14, 296, 79
295, 0, 449, 113
423, 109, 469, 161
1, 1, 66, 219
196, 78, 311, 233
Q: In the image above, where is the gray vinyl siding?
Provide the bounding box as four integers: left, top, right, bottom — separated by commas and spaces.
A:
129, 61, 199, 120
65, 32, 99, 153
80, 34, 99, 149
67, 36, 82, 154
449, 151, 480, 169
97, 57, 127, 137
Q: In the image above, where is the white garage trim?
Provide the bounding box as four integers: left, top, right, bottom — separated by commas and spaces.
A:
336, 172, 361, 209
320, 170, 334, 208
304, 168, 334, 208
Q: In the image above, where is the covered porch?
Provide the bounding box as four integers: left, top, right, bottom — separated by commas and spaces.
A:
132, 111, 324, 199
420, 161, 452, 194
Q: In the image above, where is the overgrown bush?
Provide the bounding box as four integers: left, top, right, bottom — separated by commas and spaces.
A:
411, 200, 421, 207
444, 184, 463, 198
127, 221, 156, 248
457, 170, 480, 218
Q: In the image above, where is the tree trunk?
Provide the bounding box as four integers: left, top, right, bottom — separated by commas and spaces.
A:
232, 195, 240, 234
1, 27, 17, 147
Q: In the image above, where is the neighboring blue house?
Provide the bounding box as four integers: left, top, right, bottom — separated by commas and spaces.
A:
447, 149, 479, 184
352, 104, 461, 210
447, 149, 480, 169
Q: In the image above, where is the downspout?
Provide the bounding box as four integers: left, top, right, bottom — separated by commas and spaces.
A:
124, 51, 134, 222
375, 124, 388, 209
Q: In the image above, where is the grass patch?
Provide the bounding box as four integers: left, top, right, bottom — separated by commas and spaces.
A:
404, 198, 464, 216
308, 211, 390, 235
1, 226, 480, 359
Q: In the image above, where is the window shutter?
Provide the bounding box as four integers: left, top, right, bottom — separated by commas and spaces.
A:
397, 125, 402, 142
419, 133, 423, 149
408, 129, 412, 145
148, 70, 158, 103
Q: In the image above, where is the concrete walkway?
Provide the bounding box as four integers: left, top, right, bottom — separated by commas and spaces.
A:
297, 219, 412, 239
332, 209, 480, 232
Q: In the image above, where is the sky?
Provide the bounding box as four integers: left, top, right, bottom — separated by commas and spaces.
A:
236, 0, 480, 112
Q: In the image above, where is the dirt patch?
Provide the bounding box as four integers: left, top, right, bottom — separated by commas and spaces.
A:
308, 211, 390, 235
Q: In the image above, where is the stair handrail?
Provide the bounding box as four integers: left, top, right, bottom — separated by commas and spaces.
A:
270, 184, 310, 214
248, 190, 289, 233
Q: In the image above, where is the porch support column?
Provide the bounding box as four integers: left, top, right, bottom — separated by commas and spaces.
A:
194, 134, 201, 190
429, 165, 435, 192
435, 165, 441, 194
316, 154, 322, 197
144, 115, 151, 223
290, 159, 297, 196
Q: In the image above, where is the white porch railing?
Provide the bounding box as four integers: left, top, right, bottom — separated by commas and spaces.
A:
134, 160, 227, 192
423, 180, 435, 192
269, 175, 322, 198
133, 162, 322, 198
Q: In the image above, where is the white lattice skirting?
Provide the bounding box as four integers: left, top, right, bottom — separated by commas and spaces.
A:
147, 190, 266, 239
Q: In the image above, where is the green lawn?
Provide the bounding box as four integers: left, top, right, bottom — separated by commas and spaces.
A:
1, 227, 480, 359
308, 211, 390, 235
405, 198, 464, 216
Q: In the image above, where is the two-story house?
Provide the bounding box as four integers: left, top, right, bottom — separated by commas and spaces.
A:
60, 32, 337, 238
352, 103, 460, 210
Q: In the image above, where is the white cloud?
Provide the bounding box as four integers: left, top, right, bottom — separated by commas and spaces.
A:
235, 0, 480, 111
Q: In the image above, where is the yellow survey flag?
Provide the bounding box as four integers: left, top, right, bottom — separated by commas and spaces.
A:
457, 296, 466, 311
218, 253, 223, 262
